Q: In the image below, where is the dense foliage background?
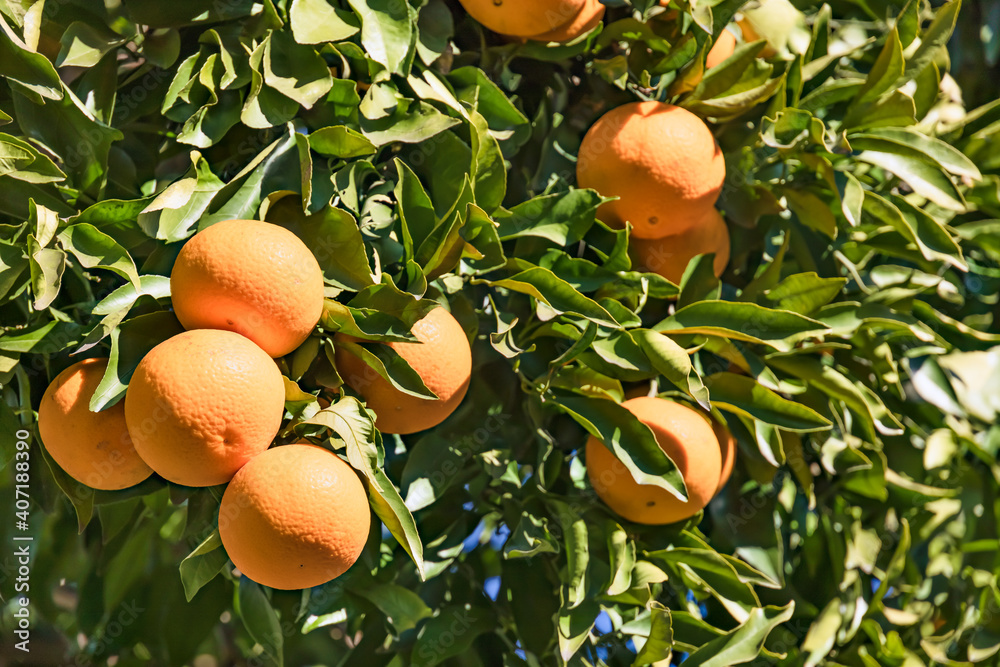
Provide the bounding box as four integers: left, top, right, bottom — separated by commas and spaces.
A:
1, 0, 999, 665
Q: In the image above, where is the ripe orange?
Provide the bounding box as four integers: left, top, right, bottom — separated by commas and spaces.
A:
124, 329, 285, 487
458, 0, 587, 38
170, 219, 324, 358
38, 358, 153, 491
630, 207, 730, 283
335, 306, 472, 435
586, 396, 723, 524
576, 101, 726, 239
219, 443, 371, 590
706, 27, 737, 69
531, 0, 605, 42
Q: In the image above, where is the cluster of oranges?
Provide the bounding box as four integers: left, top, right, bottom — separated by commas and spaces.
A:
578, 100, 732, 284
36, 5, 742, 591
38, 219, 472, 589
457, 0, 737, 281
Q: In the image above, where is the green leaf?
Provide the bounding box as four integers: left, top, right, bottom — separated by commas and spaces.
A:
77, 275, 173, 353
90, 312, 185, 411
394, 158, 437, 257
606, 522, 635, 595
554, 503, 588, 608
468, 109, 506, 213
361, 99, 460, 146
29, 200, 59, 247
862, 192, 966, 268
138, 153, 225, 242
345, 0, 416, 76
350, 581, 432, 633
484, 267, 620, 328
0, 14, 63, 100
655, 301, 830, 352
309, 125, 376, 158
179, 530, 229, 602
335, 339, 437, 399
766, 355, 899, 441
901, 0, 960, 83
634, 603, 674, 665
242, 42, 299, 129
852, 27, 904, 107
58, 223, 141, 289
461, 203, 506, 273
448, 67, 531, 150
0, 241, 28, 301
415, 0, 453, 66
649, 544, 762, 621
504, 511, 559, 558
27, 234, 65, 310
849, 128, 981, 180
272, 201, 374, 291
37, 436, 94, 532
681, 603, 795, 666
677, 253, 722, 308
558, 600, 599, 662
310, 397, 425, 578
411, 606, 495, 667
92, 275, 171, 316
632, 329, 709, 409
0, 320, 83, 354
556, 394, 687, 499
704, 373, 832, 432
0, 133, 33, 175
765, 272, 846, 315
55, 20, 127, 68
321, 299, 419, 343
13, 84, 123, 195
857, 149, 966, 211
487, 295, 532, 359
289, 0, 360, 44
688, 40, 768, 102
844, 89, 917, 129
263, 30, 334, 108
416, 176, 473, 280
496, 189, 604, 245
0, 132, 66, 184
348, 279, 440, 328
783, 187, 837, 239
236, 578, 284, 666
201, 130, 299, 227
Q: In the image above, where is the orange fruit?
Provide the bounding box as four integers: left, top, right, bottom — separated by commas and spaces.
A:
713, 419, 737, 493
706, 27, 737, 69
531, 0, 605, 42
38, 358, 153, 491
616, 387, 737, 493
586, 396, 723, 524
219, 443, 371, 590
124, 329, 285, 487
577, 101, 726, 239
458, 0, 587, 38
170, 219, 324, 358
335, 306, 472, 435
630, 207, 730, 283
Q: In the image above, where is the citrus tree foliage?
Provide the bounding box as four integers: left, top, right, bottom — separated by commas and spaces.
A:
1, 0, 999, 665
